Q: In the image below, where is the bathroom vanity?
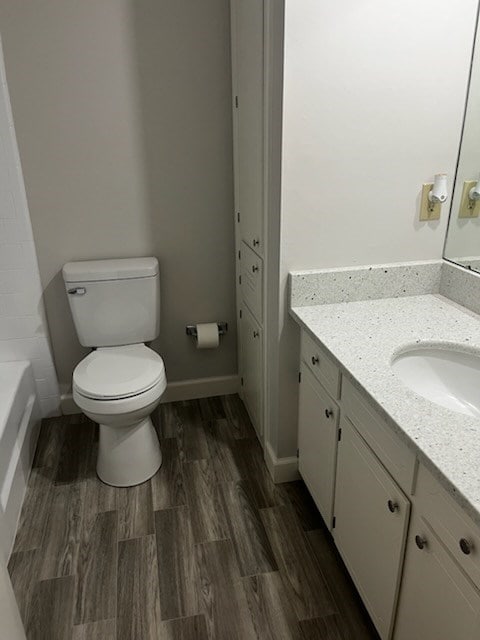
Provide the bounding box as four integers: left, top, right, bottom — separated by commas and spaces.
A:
290, 263, 480, 640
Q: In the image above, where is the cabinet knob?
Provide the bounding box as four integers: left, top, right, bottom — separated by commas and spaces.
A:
459, 538, 473, 555
415, 535, 427, 550
325, 409, 333, 419
253, 238, 260, 247
311, 356, 319, 365
253, 331, 259, 338
387, 500, 399, 513
252, 265, 259, 273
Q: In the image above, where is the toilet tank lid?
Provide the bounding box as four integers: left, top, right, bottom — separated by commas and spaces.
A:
63, 257, 159, 283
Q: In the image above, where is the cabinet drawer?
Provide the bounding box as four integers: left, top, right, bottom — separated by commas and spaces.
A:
342, 377, 416, 494
415, 464, 480, 590
300, 330, 340, 399
240, 241, 263, 322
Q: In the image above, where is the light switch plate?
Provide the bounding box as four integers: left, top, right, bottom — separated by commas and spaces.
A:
419, 183, 441, 221
458, 180, 480, 218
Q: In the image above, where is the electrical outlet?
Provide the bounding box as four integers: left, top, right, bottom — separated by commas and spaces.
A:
458, 180, 480, 218
419, 183, 441, 221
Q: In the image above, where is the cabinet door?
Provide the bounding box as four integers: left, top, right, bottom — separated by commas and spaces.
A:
394, 516, 480, 640
240, 304, 263, 438
298, 363, 339, 528
333, 418, 410, 640
231, 0, 264, 255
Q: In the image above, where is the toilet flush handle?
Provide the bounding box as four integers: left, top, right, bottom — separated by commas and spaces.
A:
68, 287, 86, 295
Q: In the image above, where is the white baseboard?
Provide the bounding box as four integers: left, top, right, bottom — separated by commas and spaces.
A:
60, 374, 241, 415
264, 441, 300, 484
161, 375, 240, 403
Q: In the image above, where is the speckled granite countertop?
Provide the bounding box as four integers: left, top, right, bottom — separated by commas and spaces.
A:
290, 294, 480, 527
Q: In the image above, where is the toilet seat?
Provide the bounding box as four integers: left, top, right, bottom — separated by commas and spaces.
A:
73, 377, 166, 419
73, 344, 166, 400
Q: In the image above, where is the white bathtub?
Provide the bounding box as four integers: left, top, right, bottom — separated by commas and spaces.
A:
0, 362, 41, 559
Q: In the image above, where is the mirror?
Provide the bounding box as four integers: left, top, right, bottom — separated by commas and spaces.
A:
444, 14, 480, 272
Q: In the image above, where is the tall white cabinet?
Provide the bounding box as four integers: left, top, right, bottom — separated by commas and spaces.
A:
230, 0, 266, 440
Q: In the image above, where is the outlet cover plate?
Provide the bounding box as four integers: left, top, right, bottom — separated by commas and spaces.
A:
419, 183, 441, 221
458, 180, 480, 218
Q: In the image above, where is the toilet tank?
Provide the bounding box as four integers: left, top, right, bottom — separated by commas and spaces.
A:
62, 257, 160, 347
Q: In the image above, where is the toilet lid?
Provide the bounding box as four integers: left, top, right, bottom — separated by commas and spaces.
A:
73, 344, 166, 400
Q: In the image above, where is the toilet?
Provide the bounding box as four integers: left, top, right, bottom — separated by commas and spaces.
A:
62, 257, 166, 487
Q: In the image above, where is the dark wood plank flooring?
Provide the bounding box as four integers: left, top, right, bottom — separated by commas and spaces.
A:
8, 395, 379, 640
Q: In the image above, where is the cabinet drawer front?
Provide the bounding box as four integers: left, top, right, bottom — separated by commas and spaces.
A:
300, 330, 340, 399
342, 377, 416, 494
240, 241, 263, 322
415, 464, 480, 590
395, 515, 480, 640
334, 417, 410, 640
298, 363, 339, 528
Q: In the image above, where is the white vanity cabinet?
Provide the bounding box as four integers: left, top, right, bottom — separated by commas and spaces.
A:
297, 362, 339, 528
296, 327, 480, 640
334, 417, 410, 640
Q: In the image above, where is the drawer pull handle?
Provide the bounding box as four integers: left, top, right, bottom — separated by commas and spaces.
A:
252, 265, 259, 273
387, 500, 399, 513
311, 356, 319, 365
459, 538, 473, 555
415, 535, 427, 550
253, 238, 260, 247
325, 409, 333, 419
253, 331, 259, 338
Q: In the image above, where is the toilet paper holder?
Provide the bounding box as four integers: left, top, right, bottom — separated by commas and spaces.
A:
186, 322, 228, 338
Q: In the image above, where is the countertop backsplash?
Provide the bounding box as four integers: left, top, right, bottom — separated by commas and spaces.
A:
290, 259, 480, 314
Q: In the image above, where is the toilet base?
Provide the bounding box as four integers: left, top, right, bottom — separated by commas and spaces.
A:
97, 416, 162, 487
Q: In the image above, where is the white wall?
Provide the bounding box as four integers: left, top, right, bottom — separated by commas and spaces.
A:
0, 0, 236, 395
0, 41, 60, 417
273, 0, 479, 458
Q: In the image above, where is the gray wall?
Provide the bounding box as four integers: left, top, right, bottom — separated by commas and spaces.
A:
0, 0, 237, 393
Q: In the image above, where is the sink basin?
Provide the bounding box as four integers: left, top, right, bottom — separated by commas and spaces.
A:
391, 347, 480, 418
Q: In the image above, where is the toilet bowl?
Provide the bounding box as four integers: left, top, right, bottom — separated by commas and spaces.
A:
73, 344, 166, 486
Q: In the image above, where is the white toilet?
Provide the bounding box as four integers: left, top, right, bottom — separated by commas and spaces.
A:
63, 257, 166, 487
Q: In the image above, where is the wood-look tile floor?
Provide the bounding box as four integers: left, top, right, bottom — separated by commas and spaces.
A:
9, 394, 379, 640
